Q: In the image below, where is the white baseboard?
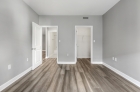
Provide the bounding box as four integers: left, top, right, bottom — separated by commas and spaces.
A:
103, 62, 140, 88
57, 61, 103, 64
91, 62, 103, 64
0, 67, 32, 91
57, 61, 76, 64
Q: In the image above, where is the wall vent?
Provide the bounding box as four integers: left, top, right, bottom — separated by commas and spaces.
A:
83, 17, 88, 19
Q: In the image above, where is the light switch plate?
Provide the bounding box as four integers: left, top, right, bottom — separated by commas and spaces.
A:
115, 58, 117, 61
112, 57, 115, 60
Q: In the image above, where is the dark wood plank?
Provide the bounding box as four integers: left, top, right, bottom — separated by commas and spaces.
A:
63, 70, 70, 92
69, 65, 78, 92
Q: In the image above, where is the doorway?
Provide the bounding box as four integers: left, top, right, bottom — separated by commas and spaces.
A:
42, 26, 58, 61
32, 23, 58, 70
48, 28, 57, 58
75, 26, 93, 63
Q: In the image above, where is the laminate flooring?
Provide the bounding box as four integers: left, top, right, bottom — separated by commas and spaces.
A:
2, 58, 140, 92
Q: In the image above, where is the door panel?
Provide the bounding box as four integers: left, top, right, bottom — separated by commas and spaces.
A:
32, 22, 42, 70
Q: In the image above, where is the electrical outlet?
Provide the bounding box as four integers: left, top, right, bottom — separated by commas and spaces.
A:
8, 65, 11, 70
27, 58, 28, 61
115, 58, 117, 61
112, 57, 115, 60
94, 40, 96, 43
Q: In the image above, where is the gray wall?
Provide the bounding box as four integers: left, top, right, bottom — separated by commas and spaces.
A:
42, 35, 46, 50
39, 16, 103, 62
103, 0, 140, 82
0, 0, 39, 85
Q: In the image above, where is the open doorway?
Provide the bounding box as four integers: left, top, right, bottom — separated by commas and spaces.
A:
47, 28, 57, 58
42, 26, 58, 62
32, 23, 58, 70
75, 26, 93, 63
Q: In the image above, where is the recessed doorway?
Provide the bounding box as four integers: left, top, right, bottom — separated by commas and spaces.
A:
75, 26, 93, 63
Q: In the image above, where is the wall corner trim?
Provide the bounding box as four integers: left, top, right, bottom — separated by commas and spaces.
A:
103, 62, 140, 88
0, 67, 32, 92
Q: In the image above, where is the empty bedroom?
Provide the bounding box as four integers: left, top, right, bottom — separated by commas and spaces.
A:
0, 0, 140, 92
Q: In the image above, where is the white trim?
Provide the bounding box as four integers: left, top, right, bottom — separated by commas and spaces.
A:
57, 61, 76, 64
91, 62, 103, 64
103, 62, 140, 88
0, 67, 32, 92
75, 26, 93, 64
75, 27, 77, 64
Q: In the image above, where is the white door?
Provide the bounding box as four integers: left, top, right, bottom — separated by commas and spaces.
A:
32, 22, 42, 70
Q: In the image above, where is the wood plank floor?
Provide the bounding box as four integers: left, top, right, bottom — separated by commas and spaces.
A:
2, 58, 140, 92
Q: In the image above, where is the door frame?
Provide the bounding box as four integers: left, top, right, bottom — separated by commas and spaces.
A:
41, 26, 58, 63
75, 26, 93, 63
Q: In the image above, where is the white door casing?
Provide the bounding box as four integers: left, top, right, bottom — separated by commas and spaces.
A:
75, 26, 93, 63
32, 22, 42, 70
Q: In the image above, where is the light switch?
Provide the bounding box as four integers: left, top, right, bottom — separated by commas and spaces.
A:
59, 40, 61, 42
112, 57, 115, 60
115, 58, 117, 61
94, 40, 96, 42
27, 58, 28, 61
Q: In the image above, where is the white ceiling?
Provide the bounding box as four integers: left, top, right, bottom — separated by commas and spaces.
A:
24, 0, 120, 15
